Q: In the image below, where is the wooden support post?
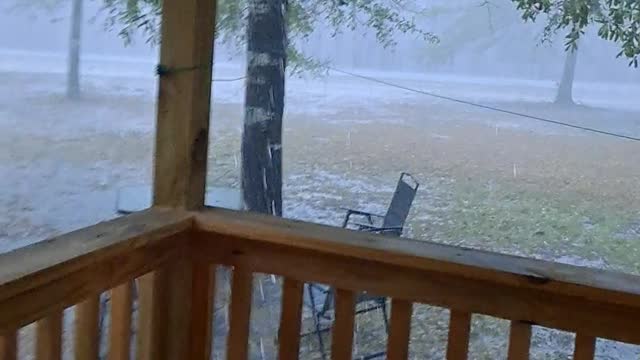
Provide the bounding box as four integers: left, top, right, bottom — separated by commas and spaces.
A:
152, 0, 216, 210
138, 260, 215, 360
278, 278, 304, 360
159, 260, 214, 360
137, 0, 217, 356
75, 295, 100, 360
387, 299, 413, 360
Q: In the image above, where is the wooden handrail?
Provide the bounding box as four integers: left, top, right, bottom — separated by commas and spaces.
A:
193, 207, 640, 345
0, 206, 639, 359
194, 208, 640, 305
0, 208, 192, 331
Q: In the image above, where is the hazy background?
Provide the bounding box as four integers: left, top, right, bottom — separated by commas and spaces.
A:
2, 0, 640, 81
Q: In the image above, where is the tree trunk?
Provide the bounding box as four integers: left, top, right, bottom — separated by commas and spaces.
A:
67, 0, 83, 99
241, 0, 287, 216
555, 47, 578, 105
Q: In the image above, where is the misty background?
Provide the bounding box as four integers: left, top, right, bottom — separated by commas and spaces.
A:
2, 0, 640, 82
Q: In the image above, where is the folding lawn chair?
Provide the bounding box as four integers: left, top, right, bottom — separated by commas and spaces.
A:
303, 172, 419, 359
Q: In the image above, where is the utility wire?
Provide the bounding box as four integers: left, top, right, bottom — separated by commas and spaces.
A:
212, 75, 246, 82
157, 61, 638, 142
329, 66, 640, 142
156, 64, 246, 82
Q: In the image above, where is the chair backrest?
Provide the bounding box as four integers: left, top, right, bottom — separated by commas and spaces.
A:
382, 173, 419, 233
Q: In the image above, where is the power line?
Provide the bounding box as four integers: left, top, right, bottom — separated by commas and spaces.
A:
329, 66, 640, 142
213, 75, 246, 82
156, 64, 246, 82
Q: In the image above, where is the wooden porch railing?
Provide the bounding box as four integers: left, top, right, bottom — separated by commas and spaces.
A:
0, 207, 639, 360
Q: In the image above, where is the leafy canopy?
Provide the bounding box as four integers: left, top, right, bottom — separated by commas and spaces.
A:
101, 0, 437, 72
512, 0, 640, 66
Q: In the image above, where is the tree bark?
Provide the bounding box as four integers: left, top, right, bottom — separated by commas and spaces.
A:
241, 0, 287, 216
67, 0, 83, 99
555, 47, 578, 105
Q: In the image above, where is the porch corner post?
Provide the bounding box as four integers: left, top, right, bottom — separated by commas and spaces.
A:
137, 0, 217, 358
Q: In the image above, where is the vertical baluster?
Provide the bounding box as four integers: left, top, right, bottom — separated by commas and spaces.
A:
227, 267, 253, 360
0, 332, 17, 360
573, 334, 596, 360
278, 278, 304, 360
331, 289, 356, 360
76, 295, 100, 360
446, 310, 471, 360
386, 299, 413, 360
136, 271, 168, 360
36, 310, 63, 360
507, 321, 531, 360
109, 282, 133, 360
186, 262, 215, 360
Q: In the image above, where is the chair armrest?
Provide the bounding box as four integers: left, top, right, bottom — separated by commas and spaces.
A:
358, 225, 404, 235
341, 208, 384, 228
339, 208, 385, 218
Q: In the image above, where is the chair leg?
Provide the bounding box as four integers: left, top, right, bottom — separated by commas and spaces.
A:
98, 293, 108, 350
380, 298, 390, 334
130, 279, 139, 312
341, 213, 350, 229
315, 313, 327, 360
308, 285, 327, 360
361, 351, 386, 360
